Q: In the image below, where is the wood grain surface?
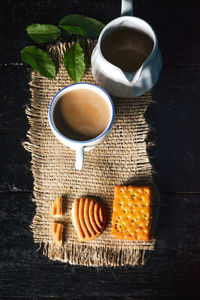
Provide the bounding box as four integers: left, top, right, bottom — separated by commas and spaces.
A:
0, 0, 199, 298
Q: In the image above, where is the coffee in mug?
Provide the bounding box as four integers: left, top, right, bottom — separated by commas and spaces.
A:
53, 88, 111, 141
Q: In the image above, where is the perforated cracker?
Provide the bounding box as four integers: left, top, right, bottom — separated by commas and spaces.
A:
111, 185, 152, 241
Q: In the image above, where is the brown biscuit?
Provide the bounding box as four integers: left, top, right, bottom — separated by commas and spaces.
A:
72, 198, 106, 242
52, 222, 63, 247
111, 185, 152, 241
51, 196, 63, 217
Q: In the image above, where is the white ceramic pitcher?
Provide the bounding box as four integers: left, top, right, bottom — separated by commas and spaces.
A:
91, 0, 162, 98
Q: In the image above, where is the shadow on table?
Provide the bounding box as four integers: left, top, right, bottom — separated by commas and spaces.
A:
143, 0, 200, 193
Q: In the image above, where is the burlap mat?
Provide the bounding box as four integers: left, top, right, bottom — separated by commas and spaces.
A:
24, 40, 159, 267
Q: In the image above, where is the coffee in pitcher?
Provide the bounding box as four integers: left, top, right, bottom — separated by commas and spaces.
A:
101, 27, 154, 72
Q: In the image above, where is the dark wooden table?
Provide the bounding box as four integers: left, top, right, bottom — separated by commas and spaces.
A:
1, 0, 199, 298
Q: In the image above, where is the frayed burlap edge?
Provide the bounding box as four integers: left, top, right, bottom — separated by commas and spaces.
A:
43, 242, 153, 267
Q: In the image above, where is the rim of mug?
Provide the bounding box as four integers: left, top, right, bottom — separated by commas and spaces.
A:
97, 16, 158, 72
48, 82, 115, 144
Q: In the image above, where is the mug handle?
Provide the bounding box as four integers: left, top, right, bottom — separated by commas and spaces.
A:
121, 0, 133, 16
75, 147, 84, 170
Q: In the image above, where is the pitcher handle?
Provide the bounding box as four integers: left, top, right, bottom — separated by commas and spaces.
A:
121, 0, 133, 16
75, 147, 84, 170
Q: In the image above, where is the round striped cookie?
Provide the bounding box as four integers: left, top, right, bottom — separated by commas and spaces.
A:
72, 198, 106, 242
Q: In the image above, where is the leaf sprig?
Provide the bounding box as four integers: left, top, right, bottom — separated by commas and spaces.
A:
21, 15, 104, 82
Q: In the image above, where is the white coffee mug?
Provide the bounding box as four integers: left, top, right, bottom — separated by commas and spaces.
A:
48, 83, 115, 170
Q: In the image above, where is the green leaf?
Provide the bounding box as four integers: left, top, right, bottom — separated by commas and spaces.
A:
63, 42, 85, 82
26, 24, 61, 43
59, 14, 104, 38
21, 46, 56, 78
59, 25, 86, 37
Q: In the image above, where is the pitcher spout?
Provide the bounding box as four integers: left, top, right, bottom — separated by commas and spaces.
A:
122, 65, 143, 84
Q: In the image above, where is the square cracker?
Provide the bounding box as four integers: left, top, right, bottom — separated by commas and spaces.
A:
111, 185, 152, 241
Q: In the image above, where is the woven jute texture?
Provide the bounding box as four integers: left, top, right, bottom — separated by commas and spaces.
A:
24, 40, 159, 267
